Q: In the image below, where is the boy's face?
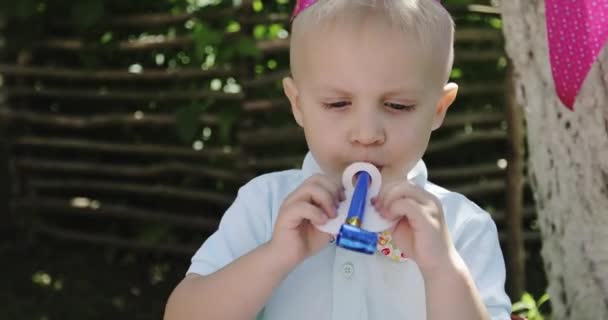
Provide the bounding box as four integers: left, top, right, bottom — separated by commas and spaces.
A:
284, 15, 458, 185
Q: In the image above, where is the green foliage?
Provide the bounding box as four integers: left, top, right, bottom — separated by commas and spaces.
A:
512, 292, 551, 320
175, 100, 214, 143
71, 0, 105, 29
192, 22, 223, 62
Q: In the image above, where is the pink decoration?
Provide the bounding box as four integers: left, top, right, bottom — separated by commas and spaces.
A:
291, 0, 317, 20
546, 0, 608, 110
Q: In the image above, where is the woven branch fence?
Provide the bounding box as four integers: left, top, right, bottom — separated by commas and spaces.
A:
0, 1, 533, 297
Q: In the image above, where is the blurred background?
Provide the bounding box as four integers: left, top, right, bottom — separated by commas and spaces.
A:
0, 0, 544, 319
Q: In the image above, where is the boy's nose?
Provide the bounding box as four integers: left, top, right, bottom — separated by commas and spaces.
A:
349, 117, 386, 146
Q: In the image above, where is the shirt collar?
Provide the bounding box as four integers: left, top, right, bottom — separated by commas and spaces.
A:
301, 151, 428, 187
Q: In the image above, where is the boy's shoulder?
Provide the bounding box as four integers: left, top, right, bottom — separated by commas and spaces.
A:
238, 168, 307, 201
424, 180, 497, 236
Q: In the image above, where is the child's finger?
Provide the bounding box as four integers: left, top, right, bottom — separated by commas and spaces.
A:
375, 181, 410, 211
384, 198, 442, 232
286, 202, 330, 228
290, 183, 339, 218
309, 174, 344, 203
285, 174, 343, 211
376, 181, 433, 211
382, 197, 418, 221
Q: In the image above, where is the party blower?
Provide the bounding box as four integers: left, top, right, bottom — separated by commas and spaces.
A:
315, 162, 396, 255
335, 170, 377, 254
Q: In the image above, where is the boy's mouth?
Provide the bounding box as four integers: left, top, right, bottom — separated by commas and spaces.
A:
348, 160, 383, 172
366, 162, 383, 172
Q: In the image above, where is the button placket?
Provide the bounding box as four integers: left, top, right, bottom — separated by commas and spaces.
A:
342, 262, 354, 279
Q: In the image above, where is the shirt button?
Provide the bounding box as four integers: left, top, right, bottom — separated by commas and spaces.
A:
342, 262, 354, 279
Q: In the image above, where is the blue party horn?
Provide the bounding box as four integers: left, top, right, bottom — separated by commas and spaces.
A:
335, 171, 378, 254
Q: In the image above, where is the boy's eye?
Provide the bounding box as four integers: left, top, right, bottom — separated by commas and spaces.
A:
385, 102, 416, 111
324, 101, 350, 108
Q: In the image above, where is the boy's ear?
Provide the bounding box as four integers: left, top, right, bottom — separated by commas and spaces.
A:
282, 76, 304, 128
432, 82, 458, 131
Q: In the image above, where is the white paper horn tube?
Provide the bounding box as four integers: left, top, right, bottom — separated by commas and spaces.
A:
315, 162, 397, 235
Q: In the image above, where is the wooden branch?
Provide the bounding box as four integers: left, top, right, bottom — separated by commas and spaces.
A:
108, 12, 194, 27
0, 109, 221, 129
7, 86, 243, 102
237, 13, 290, 24
457, 83, 504, 96
237, 126, 506, 151
503, 63, 526, 297
50, 7, 241, 29
50, 12, 194, 29
45, 5, 497, 30
442, 111, 504, 128
242, 70, 291, 89
242, 27, 502, 55
240, 98, 506, 128
492, 206, 536, 225
455, 50, 504, 63
14, 136, 239, 160
242, 155, 304, 171
33, 221, 199, 255
498, 230, 540, 244
455, 28, 503, 42
237, 126, 304, 146
240, 84, 502, 114
445, 178, 507, 198
35, 34, 280, 55
28, 178, 235, 206
0, 64, 236, 81
242, 98, 290, 112
426, 129, 507, 154
16, 157, 247, 183
36, 35, 194, 52
429, 162, 507, 180
15, 196, 221, 230
256, 38, 289, 54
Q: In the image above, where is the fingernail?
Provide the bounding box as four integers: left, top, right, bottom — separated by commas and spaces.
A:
381, 209, 389, 218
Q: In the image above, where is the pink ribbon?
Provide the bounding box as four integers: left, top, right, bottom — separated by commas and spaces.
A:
291, 0, 317, 20
546, 0, 608, 110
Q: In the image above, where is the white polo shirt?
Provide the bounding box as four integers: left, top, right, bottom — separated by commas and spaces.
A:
187, 152, 512, 319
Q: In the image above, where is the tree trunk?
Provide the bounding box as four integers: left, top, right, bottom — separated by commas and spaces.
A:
501, 1, 608, 319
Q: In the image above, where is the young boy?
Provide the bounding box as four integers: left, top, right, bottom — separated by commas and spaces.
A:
164, 0, 512, 319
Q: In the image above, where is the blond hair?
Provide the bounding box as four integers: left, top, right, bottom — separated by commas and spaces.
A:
290, 0, 455, 85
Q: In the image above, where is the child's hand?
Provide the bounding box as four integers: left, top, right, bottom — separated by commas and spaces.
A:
270, 174, 345, 267
372, 180, 455, 278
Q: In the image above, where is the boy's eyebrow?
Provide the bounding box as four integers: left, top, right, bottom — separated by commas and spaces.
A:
383, 86, 422, 96
315, 84, 421, 96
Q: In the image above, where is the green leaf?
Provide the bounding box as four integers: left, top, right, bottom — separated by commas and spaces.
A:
71, 0, 104, 29
537, 293, 550, 307
193, 22, 223, 47
521, 292, 536, 305
218, 108, 238, 144
137, 224, 171, 245
13, 0, 38, 19
193, 22, 223, 63
511, 302, 530, 313
175, 100, 213, 143
236, 37, 261, 58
